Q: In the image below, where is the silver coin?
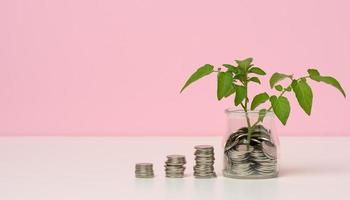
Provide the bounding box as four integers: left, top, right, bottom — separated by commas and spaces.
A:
194, 174, 217, 178
195, 145, 214, 150
195, 158, 215, 162
193, 145, 216, 178
195, 157, 214, 160
135, 173, 154, 177
165, 162, 186, 166
253, 125, 268, 134
195, 150, 214, 153
236, 144, 254, 151
166, 159, 186, 163
135, 175, 154, 178
166, 175, 184, 178
195, 150, 214, 154
135, 163, 153, 168
194, 153, 214, 158
135, 163, 154, 178
262, 141, 277, 159
165, 167, 185, 171
164, 155, 186, 178
164, 163, 184, 169
224, 131, 246, 151
167, 154, 185, 159
166, 158, 186, 162
195, 161, 215, 165
193, 167, 215, 171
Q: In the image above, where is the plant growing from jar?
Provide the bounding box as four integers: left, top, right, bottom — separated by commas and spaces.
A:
180, 58, 346, 179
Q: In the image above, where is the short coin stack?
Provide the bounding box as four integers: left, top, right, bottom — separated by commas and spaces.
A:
193, 145, 216, 178
135, 163, 154, 178
164, 155, 186, 178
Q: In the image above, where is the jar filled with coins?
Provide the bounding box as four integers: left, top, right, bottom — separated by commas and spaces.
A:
223, 109, 279, 179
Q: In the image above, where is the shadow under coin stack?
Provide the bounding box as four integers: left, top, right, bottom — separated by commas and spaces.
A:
164, 155, 186, 178
193, 145, 216, 178
135, 163, 154, 178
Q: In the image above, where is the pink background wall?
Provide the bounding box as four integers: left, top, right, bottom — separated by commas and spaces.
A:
0, 0, 349, 136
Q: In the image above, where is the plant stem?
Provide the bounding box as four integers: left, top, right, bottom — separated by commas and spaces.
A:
245, 110, 253, 147
242, 76, 253, 147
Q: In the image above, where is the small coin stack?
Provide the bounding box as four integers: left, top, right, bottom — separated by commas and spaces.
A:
164, 155, 186, 178
193, 145, 216, 178
135, 163, 154, 178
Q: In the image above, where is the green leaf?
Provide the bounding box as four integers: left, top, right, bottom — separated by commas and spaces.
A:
275, 85, 283, 91
307, 68, 320, 77
234, 73, 245, 82
249, 77, 261, 84
310, 75, 346, 97
269, 73, 291, 88
251, 92, 269, 110
235, 58, 253, 71
258, 109, 267, 122
224, 85, 235, 97
285, 86, 292, 92
180, 64, 214, 92
291, 79, 313, 115
248, 67, 266, 75
222, 64, 239, 74
234, 85, 247, 106
217, 72, 234, 100
270, 95, 291, 125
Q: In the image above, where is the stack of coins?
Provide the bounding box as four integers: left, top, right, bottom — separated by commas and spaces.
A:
135, 163, 154, 178
251, 141, 277, 174
193, 145, 216, 178
223, 125, 278, 178
164, 155, 186, 178
226, 144, 254, 176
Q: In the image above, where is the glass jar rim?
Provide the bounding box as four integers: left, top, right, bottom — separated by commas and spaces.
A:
225, 108, 273, 115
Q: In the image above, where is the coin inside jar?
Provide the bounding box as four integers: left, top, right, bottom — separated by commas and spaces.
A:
262, 141, 277, 160
223, 125, 278, 178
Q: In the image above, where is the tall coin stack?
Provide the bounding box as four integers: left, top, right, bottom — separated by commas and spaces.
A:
193, 145, 216, 178
135, 163, 154, 178
164, 155, 186, 178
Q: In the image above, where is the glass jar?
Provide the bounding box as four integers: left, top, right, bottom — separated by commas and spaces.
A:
223, 109, 279, 179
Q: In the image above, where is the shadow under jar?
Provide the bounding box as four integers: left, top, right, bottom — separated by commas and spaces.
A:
223, 109, 279, 179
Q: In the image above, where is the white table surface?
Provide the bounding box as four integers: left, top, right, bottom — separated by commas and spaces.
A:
0, 136, 349, 200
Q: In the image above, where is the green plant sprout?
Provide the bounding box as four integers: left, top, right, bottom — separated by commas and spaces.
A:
180, 57, 346, 144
